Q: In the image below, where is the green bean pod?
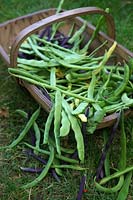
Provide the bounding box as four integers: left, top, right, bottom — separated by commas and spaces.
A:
103, 129, 110, 177
50, 67, 56, 87
0, 107, 40, 149
15, 109, 28, 118
17, 58, 48, 68
54, 90, 62, 155
24, 143, 79, 164
114, 64, 130, 96
80, 10, 107, 54
68, 21, 87, 44
100, 166, 133, 185
107, 64, 130, 102
43, 106, 54, 144
116, 171, 132, 200
53, 158, 63, 176
72, 102, 88, 115
119, 110, 126, 170
21, 145, 54, 189
94, 175, 124, 193
93, 41, 117, 75
49, 136, 75, 154
27, 37, 50, 61
9, 68, 96, 103
87, 73, 96, 99
60, 109, 71, 137
52, 164, 88, 171
33, 122, 41, 153
62, 99, 84, 163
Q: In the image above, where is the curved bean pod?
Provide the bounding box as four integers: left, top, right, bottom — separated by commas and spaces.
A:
0, 107, 40, 149
94, 175, 124, 193
21, 145, 54, 189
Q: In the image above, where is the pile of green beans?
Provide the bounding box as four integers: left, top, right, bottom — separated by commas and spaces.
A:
4, 6, 133, 193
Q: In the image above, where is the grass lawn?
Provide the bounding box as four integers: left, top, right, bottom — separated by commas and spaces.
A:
0, 0, 133, 199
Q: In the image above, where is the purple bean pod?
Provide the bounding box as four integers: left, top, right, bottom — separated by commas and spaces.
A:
95, 111, 121, 181
76, 175, 86, 200
20, 167, 43, 173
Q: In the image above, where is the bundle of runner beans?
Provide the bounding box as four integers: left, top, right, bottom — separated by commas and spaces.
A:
1, 1, 133, 198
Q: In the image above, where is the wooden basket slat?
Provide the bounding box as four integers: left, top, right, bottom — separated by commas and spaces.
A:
0, 9, 56, 57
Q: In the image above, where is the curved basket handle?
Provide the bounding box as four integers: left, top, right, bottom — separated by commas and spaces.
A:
10, 7, 115, 66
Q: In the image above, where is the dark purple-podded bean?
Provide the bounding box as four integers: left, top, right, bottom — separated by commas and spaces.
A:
76, 175, 86, 200
95, 111, 121, 181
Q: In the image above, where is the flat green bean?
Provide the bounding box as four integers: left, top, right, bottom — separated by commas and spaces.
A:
62, 99, 84, 163
87, 73, 96, 99
54, 90, 62, 155
72, 102, 88, 115
27, 37, 50, 61
17, 58, 48, 67
43, 106, 54, 144
52, 164, 88, 171
50, 67, 56, 87
33, 122, 41, 153
60, 109, 71, 137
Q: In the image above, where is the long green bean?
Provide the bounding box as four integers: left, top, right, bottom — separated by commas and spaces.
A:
116, 171, 132, 200
94, 175, 124, 193
80, 9, 108, 54
54, 90, 62, 155
68, 21, 87, 44
21, 145, 54, 189
27, 37, 50, 61
93, 41, 117, 75
9, 68, 96, 103
43, 106, 55, 144
0, 107, 40, 149
24, 143, 79, 164
119, 110, 126, 170
33, 122, 41, 153
62, 99, 84, 163
103, 129, 110, 177
50, 67, 56, 87
99, 166, 133, 185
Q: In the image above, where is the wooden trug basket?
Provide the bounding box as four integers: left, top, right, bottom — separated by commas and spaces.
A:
0, 7, 133, 129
